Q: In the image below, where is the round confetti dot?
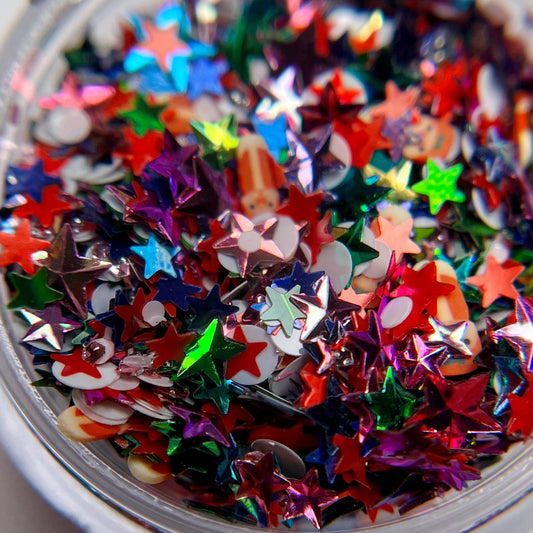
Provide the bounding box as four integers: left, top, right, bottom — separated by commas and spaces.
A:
270, 324, 305, 356
72, 388, 133, 425
45, 106, 92, 145
310, 241, 352, 293
380, 296, 414, 328
51, 361, 119, 390
362, 240, 392, 280
142, 300, 166, 326
252, 439, 307, 479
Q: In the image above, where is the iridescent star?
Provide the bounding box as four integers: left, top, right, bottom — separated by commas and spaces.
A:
34, 224, 110, 319
213, 214, 285, 276
20, 305, 80, 350
260, 285, 306, 336
424, 317, 473, 357
283, 468, 338, 529
291, 276, 331, 341
492, 297, 533, 372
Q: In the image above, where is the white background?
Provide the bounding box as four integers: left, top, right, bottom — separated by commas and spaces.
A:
0, 2, 79, 532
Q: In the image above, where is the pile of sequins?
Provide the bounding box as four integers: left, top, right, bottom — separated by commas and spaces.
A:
3, 0, 533, 528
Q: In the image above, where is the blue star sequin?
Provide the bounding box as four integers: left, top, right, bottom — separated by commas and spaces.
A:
153, 273, 201, 311
131, 233, 177, 279
6, 161, 61, 202
187, 57, 228, 101
187, 285, 239, 330
251, 114, 288, 162
273, 262, 324, 295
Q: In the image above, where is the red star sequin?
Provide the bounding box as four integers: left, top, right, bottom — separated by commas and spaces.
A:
52, 346, 102, 379
145, 323, 195, 370
13, 185, 75, 228
332, 434, 368, 486
114, 127, 164, 176
225, 325, 266, 379
507, 373, 533, 436
299, 361, 329, 408
0, 219, 50, 274
114, 288, 151, 342
334, 116, 393, 168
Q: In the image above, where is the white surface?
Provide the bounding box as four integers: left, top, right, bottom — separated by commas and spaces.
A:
0, 2, 75, 532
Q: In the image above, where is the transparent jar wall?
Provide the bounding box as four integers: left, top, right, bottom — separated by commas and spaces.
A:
0, 1, 533, 532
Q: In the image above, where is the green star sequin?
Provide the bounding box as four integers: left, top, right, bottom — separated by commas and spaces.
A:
190, 115, 239, 169
176, 318, 245, 385
412, 159, 465, 215
336, 218, 379, 273
260, 285, 306, 336
119, 95, 165, 135
363, 367, 418, 431
7, 268, 63, 310
193, 375, 235, 414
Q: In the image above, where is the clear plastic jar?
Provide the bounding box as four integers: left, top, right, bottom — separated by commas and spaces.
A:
0, 1, 533, 532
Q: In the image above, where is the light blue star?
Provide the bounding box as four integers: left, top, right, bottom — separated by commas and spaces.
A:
187, 58, 228, 100
251, 114, 288, 162
131, 234, 177, 279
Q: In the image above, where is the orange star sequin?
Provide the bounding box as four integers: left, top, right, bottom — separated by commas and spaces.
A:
375, 216, 421, 256
466, 256, 524, 308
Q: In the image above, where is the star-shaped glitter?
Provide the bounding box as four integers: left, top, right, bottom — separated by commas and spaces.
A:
492, 356, 526, 416
332, 434, 368, 486
363, 367, 418, 431
466, 256, 524, 308
412, 160, 465, 215
13, 185, 74, 229
400, 334, 448, 388
20, 305, 79, 350
382, 116, 419, 163
131, 233, 177, 280
375, 215, 421, 256
507, 372, 533, 436
153, 273, 201, 311
298, 81, 361, 129
492, 297, 533, 372
169, 406, 230, 446
291, 276, 331, 341
115, 127, 164, 176
51, 345, 102, 379
334, 116, 393, 168
0, 219, 50, 274
225, 325, 266, 380
273, 262, 324, 295
283, 468, 338, 529
145, 324, 196, 370
213, 214, 285, 276
234, 452, 290, 521
34, 224, 110, 319
257, 67, 303, 132
7, 268, 63, 310
124, 21, 190, 73
38, 72, 114, 110
186, 285, 239, 330
364, 157, 416, 202
425, 317, 473, 357
299, 361, 329, 408
408, 373, 501, 448
260, 285, 306, 336
190, 115, 239, 169
336, 218, 379, 273
119, 95, 165, 136
250, 114, 288, 162
193, 376, 234, 414
176, 318, 245, 385
187, 57, 227, 100
370, 81, 420, 121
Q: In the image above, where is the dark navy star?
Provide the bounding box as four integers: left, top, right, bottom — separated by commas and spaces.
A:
305, 433, 338, 484
273, 262, 324, 295
186, 285, 239, 330
6, 161, 61, 202
95, 290, 129, 346
154, 273, 202, 311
